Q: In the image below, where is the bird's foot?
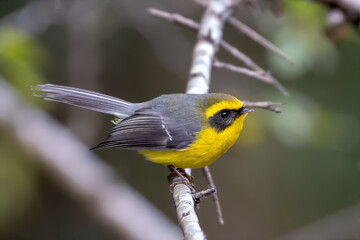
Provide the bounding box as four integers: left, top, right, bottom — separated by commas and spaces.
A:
167, 165, 195, 193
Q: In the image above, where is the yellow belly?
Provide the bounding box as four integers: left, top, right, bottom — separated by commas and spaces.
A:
139, 115, 246, 168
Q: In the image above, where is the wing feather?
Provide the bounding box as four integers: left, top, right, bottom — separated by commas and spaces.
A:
92, 108, 195, 150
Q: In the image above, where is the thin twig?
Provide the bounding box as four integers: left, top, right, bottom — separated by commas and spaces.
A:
243, 101, 284, 113
213, 60, 272, 83
218, 40, 262, 71
193, 1, 293, 63
148, 8, 200, 29
202, 166, 224, 224
148, 8, 262, 71
192, 187, 216, 204
219, 41, 289, 95
148, 8, 289, 96
228, 17, 293, 63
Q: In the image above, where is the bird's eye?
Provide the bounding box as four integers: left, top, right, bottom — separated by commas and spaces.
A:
221, 110, 229, 119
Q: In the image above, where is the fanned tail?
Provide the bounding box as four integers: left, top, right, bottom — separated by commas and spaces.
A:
34, 84, 133, 117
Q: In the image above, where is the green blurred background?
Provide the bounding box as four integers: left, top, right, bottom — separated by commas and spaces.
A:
1, 0, 360, 239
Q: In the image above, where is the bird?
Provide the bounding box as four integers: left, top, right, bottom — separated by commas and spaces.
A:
34, 84, 253, 169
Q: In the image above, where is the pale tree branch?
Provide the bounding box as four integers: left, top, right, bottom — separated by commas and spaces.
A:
0, 77, 182, 240
166, 0, 236, 238
173, 184, 205, 240
186, 0, 234, 94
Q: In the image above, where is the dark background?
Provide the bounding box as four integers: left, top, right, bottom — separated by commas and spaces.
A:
1, 0, 360, 239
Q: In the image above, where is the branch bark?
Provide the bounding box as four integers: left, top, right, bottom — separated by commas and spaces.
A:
186, 0, 233, 94
173, 184, 205, 240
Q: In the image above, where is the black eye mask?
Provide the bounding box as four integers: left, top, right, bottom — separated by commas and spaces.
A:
209, 108, 243, 132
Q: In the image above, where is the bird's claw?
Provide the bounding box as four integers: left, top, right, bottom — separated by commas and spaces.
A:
167, 165, 195, 193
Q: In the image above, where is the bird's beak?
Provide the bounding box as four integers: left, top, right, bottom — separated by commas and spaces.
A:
240, 108, 254, 114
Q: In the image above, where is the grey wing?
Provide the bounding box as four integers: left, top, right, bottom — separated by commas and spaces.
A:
34, 84, 133, 117
91, 108, 196, 150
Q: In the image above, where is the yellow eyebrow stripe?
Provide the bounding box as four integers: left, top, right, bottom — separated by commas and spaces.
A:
206, 99, 243, 118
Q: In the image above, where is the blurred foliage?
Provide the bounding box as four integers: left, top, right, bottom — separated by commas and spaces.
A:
0, 130, 39, 231
0, 0, 360, 240
0, 27, 45, 101
260, 1, 336, 79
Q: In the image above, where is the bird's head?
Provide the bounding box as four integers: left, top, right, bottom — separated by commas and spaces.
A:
202, 94, 254, 132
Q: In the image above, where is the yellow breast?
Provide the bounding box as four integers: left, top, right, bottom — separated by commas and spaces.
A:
139, 99, 247, 168
139, 114, 246, 168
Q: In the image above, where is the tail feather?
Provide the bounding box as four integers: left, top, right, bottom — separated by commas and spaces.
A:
34, 84, 133, 117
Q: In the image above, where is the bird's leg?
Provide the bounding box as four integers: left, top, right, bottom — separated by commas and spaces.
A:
167, 166, 217, 205
177, 168, 194, 183
167, 165, 195, 193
